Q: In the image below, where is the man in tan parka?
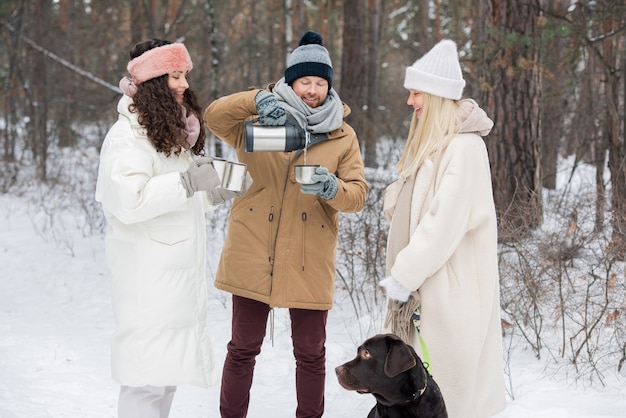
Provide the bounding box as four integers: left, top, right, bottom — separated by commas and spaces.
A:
204, 31, 368, 418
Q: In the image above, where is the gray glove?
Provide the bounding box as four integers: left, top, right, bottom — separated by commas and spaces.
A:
207, 172, 254, 205
254, 90, 287, 126
300, 166, 338, 200
180, 157, 221, 198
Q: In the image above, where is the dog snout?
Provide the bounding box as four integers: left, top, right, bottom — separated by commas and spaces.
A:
335, 364, 346, 376
335, 362, 362, 391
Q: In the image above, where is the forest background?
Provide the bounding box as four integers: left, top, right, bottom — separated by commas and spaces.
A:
1, 0, 626, 387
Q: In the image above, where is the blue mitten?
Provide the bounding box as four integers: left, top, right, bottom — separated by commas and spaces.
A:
379, 276, 412, 302
300, 166, 338, 200
254, 91, 287, 126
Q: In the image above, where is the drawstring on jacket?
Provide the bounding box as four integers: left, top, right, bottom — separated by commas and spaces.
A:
269, 308, 275, 347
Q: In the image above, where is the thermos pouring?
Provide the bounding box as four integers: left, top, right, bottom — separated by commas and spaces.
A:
244, 121, 310, 152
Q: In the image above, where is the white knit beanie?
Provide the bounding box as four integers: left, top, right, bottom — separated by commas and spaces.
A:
404, 39, 466, 100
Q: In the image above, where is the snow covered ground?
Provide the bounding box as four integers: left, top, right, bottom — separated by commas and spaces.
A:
1, 193, 626, 417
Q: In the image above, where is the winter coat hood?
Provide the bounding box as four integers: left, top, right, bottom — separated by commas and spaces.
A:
455, 98, 493, 137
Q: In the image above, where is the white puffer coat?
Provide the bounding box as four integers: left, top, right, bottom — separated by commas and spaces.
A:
95, 95, 218, 388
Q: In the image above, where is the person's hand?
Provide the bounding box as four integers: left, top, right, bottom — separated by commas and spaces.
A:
379, 276, 412, 303
254, 91, 287, 126
300, 166, 338, 200
207, 173, 253, 205
207, 188, 241, 205
180, 157, 221, 198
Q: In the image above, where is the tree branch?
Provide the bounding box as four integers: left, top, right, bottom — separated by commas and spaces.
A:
1, 20, 122, 94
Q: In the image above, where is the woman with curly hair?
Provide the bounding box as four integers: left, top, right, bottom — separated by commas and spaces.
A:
95, 39, 242, 417
123, 39, 206, 157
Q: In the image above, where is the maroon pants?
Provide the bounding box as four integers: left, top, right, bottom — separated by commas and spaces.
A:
220, 295, 328, 418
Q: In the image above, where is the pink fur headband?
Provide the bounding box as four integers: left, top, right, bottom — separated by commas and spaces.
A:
127, 43, 193, 85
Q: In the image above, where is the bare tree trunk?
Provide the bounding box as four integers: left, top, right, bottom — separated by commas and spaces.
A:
325, 0, 341, 71
433, 0, 441, 40
362, 0, 381, 167
565, 55, 598, 161
595, 132, 607, 233
56, 0, 77, 148
284, 0, 294, 64
291, 0, 304, 44
581, 49, 606, 233
539, 0, 571, 190
1, 1, 27, 164
266, 0, 279, 81
31, 1, 50, 181
415, 0, 432, 54
341, 0, 366, 160
477, 0, 543, 238
129, 0, 145, 42
202, 0, 225, 157
604, 29, 626, 256
248, 0, 259, 85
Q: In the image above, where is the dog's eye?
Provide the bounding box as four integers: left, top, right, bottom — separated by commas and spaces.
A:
361, 349, 372, 359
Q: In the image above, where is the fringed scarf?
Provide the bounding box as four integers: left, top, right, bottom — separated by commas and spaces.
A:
383, 173, 421, 344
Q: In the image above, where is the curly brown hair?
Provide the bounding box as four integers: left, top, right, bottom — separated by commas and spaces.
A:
128, 39, 206, 157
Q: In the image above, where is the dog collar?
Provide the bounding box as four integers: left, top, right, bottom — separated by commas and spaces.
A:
412, 361, 428, 400
412, 381, 427, 400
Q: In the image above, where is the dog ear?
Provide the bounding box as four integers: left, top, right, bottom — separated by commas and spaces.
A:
383, 336, 417, 377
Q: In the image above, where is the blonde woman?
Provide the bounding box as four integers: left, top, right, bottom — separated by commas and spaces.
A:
380, 39, 506, 418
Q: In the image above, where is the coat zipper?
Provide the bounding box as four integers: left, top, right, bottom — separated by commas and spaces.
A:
268, 154, 308, 303
270, 154, 300, 270
268, 206, 275, 264
268, 166, 293, 301
301, 212, 307, 271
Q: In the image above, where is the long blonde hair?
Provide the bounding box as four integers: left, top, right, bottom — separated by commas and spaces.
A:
397, 93, 458, 178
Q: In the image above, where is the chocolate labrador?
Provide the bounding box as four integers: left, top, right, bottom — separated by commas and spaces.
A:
335, 333, 447, 418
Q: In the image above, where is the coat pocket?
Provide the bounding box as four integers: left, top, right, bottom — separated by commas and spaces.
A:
148, 225, 192, 246
142, 223, 196, 271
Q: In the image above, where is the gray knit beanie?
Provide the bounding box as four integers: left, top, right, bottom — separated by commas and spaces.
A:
404, 39, 466, 100
285, 31, 333, 89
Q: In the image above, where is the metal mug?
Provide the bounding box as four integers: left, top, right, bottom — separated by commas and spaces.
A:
295, 164, 320, 184
212, 158, 227, 182
222, 161, 248, 192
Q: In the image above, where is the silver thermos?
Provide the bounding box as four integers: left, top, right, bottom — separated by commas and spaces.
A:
244, 120, 310, 152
